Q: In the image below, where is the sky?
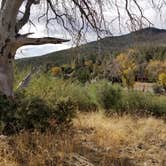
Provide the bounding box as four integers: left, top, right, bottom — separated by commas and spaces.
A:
16, 0, 166, 59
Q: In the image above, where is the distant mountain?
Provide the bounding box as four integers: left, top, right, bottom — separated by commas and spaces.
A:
16, 27, 166, 68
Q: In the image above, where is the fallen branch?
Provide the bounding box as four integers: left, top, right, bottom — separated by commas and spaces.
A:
16, 67, 39, 90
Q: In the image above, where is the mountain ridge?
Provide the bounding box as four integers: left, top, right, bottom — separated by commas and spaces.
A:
16, 27, 166, 67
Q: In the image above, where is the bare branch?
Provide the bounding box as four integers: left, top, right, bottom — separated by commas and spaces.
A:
16, 0, 34, 32
0, 0, 6, 10
16, 0, 41, 32
15, 36, 70, 48
17, 67, 39, 90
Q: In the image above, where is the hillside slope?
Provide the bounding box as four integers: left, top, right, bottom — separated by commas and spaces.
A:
16, 27, 166, 68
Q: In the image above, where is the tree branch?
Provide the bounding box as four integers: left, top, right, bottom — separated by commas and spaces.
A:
16, 67, 39, 90
15, 37, 70, 47
16, 0, 39, 32
1, 0, 6, 10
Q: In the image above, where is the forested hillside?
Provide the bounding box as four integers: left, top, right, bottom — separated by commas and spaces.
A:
16, 27, 166, 68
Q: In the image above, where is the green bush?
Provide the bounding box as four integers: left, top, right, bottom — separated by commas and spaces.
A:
0, 94, 18, 135
0, 92, 76, 135
76, 67, 91, 83
26, 75, 96, 112
120, 91, 149, 111
12, 72, 166, 125
23, 74, 166, 116
51, 97, 76, 127
16, 96, 51, 132
88, 81, 122, 110
119, 91, 166, 116
146, 96, 166, 116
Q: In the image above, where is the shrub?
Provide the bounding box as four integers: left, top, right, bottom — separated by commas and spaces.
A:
0, 94, 18, 135
76, 67, 91, 83
88, 81, 122, 110
13, 72, 166, 122
51, 97, 76, 128
119, 91, 166, 116
120, 91, 150, 114
16, 96, 51, 132
146, 96, 166, 116
0, 92, 76, 135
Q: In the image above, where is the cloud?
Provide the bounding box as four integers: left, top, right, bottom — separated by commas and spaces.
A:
16, 43, 71, 59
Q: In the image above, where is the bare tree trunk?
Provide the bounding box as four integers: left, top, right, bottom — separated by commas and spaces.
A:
0, 0, 23, 97
0, 49, 14, 97
0, 0, 69, 97
0, 24, 15, 97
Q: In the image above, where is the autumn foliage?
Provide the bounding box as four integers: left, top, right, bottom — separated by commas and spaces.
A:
146, 60, 166, 82
51, 67, 62, 76
158, 73, 166, 88
115, 52, 137, 88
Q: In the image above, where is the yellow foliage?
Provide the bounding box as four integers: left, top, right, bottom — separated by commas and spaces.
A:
84, 60, 93, 67
158, 73, 166, 88
115, 53, 137, 88
146, 60, 166, 81
51, 67, 62, 76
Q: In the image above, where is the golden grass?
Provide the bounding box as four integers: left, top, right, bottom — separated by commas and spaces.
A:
0, 112, 166, 166
75, 112, 166, 145
74, 112, 166, 165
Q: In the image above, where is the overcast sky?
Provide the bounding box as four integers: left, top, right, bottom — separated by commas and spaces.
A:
16, 0, 166, 59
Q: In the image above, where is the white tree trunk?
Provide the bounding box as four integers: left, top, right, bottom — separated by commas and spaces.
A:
0, 0, 69, 97
0, 0, 22, 97
0, 55, 14, 97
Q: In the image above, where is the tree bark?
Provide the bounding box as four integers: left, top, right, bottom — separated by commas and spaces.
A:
0, 26, 15, 97
0, 0, 22, 97
0, 55, 14, 97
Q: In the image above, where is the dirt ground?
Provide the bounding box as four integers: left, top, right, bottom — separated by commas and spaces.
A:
134, 82, 154, 92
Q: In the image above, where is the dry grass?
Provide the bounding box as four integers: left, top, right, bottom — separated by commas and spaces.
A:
134, 82, 154, 92
0, 112, 166, 166
74, 112, 166, 165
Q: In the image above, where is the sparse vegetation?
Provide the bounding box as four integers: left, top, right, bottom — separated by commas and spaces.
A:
0, 112, 165, 166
